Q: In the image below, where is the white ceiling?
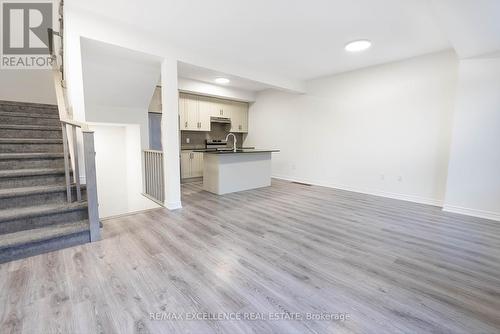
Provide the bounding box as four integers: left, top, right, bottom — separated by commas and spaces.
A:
178, 62, 275, 91
69, 0, 451, 81
81, 38, 161, 108
430, 0, 500, 59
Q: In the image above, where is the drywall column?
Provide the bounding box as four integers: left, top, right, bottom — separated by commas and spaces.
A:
161, 58, 182, 209
443, 57, 500, 221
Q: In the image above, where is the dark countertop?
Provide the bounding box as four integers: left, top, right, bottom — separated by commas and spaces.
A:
181, 147, 255, 151
180, 146, 205, 151
193, 149, 280, 154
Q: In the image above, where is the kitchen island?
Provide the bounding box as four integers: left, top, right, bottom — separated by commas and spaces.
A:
194, 149, 279, 195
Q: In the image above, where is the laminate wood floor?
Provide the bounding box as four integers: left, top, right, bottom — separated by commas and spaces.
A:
1, 179, 499, 334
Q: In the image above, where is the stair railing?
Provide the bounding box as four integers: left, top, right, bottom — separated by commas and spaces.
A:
143, 150, 165, 204
48, 1, 101, 241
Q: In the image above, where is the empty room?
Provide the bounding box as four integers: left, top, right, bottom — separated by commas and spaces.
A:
0, 0, 499, 333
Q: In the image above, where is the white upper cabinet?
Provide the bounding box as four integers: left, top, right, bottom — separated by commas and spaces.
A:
197, 96, 214, 131
179, 93, 248, 133
179, 93, 199, 131
214, 98, 229, 117
229, 101, 248, 133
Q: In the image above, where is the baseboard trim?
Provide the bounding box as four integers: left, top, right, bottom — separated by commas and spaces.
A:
100, 207, 164, 221
141, 193, 165, 207
165, 201, 183, 210
272, 174, 444, 207
442, 205, 500, 222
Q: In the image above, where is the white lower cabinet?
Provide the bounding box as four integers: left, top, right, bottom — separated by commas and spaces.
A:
180, 151, 204, 179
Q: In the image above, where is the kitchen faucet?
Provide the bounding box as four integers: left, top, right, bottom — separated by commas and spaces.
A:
225, 133, 237, 152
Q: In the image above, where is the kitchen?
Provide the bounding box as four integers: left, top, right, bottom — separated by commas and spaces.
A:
149, 88, 279, 195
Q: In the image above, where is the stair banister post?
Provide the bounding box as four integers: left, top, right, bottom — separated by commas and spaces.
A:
71, 126, 82, 201
61, 124, 71, 202
82, 130, 100, 242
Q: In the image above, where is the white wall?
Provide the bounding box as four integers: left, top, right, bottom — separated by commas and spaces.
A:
245, 51, 458, 205
91, 125, 128, 217
85, 105, 150, 149
80, 38, 161, 150
0, 70, 56, 104
125, 125, 161, 213
443, 57, 500, 221
90, 124, 159, 218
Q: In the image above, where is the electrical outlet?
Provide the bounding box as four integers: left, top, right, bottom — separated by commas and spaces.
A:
398, 176, 402, 182
186, 138, 190, 144
380, 174, 385, 181
291, 164, 296, 171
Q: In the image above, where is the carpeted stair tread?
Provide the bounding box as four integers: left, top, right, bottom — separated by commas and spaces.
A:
0, 221, 89, 250
0, 152, 64, 160
0, 111, 60, 119
0, 184, 83, 199
0, 100, 58, 109
0, 124, 61, 131
0, 168, 66, 178
0, 138, 63, 144
0, 201, 87, 223
0, 101, 59, 115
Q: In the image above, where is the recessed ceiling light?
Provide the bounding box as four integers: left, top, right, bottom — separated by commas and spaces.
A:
215, 77, 230, 84
345, 40, 372, 52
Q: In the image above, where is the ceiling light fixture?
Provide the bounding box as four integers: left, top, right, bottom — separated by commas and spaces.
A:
345, 40, 372, 52
215, 77, 230, 84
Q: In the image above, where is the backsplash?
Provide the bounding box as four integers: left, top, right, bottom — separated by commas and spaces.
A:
181, 123, 244, 150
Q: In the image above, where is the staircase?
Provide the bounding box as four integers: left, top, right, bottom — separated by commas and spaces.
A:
0, 100, 91, 263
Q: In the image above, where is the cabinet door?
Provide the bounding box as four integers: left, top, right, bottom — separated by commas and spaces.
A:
179, 94, 199, 131
228, 101, 240, 132
229, 101, 248, 133
214, 98, 228, 117
191, 152, 204, 177
179, 95, 189, 130
186, 95, 200, 131
198, 96, 213, 131
180, 151, 191, 179
239, 102, 249, 133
